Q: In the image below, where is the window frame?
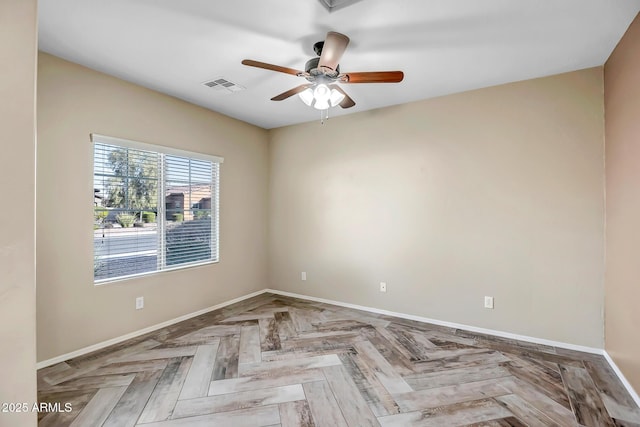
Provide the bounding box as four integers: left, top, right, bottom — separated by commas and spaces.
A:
91, 133, 223, 285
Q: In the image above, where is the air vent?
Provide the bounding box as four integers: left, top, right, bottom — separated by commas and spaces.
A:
202, 77, 245, 93
317, 0, 362, 12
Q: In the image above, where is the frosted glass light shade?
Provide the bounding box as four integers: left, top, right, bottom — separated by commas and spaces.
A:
329, 89, 345, 107
314, 99, 330, 110
313, 84, 330, 102
298, 88, 314, 106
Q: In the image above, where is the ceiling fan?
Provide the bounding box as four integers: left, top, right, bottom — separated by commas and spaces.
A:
242, 31, 404, 112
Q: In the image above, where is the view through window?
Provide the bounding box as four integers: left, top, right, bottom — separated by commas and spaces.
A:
92, 135, 221, 282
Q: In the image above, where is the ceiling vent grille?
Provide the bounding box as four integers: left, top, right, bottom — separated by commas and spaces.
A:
317, 0, 362, 12
202, 77, 245, 93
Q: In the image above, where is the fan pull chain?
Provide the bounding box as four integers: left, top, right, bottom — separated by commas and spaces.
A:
320, 108, 329, 124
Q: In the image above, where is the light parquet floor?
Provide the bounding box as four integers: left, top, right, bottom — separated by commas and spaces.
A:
37, 293, 640, 426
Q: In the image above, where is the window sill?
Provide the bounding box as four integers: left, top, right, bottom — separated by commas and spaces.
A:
94, 259, 219, 286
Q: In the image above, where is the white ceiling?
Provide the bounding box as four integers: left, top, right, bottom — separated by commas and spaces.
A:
38, 0, 640, 129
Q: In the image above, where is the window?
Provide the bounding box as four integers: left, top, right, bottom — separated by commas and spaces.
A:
92, 134, 222, 283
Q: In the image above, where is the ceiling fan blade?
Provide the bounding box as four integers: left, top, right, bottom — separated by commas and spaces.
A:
329, 85, 356, 108
271, 84, 313, 101
242, 59, 305, 76
318, 32, 350, 73
341, 71, 404, 83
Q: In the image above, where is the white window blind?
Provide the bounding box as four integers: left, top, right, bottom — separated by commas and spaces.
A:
92, 134, 222, 283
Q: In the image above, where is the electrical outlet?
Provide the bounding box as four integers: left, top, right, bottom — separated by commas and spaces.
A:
484, 296, 494, 309
301, 272, 307, 281
380, 282, 387, 293
136, 296, 144, 310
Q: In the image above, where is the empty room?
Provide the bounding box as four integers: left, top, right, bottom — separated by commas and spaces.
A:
2, 0, 640, 426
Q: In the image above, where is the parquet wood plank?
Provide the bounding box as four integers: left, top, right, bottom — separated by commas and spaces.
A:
43, 340, 161, 385
505, 354, 570, 409
377, 411, 424, 427
137, 356, 193, 423
261, 347, 356, 362
102, 368, 164, 427
560, 364, 616, 427
65, 338, 162, 369
339, 352, 401, 417
175, 324, 240, 339
502, 377, 578, 427
37, 390, 96, 427
209, 368, 324, 396
600, 394, 640, 425
326, 311, 391, 329
374, 326, 423, 362
259, 317, 282, 351
405, 364, 511, 391
274, 311, 296, 340
135, 405, 281, 427
279, 400, 316, 427
393, 377, 512, 411
323, 364, 380, 427
612, 418, 640, 427
410, 350, 512, 375
38, 373, 135, 393
238, 354, 342, 377
178, 343, 219, 400
172, 384, 305, 419
288, 308, 314, 333
364, 335, 416, 376
423, 329, 477, 347
38, 362, 74, 388
280, 332, 365, 352
379, 398, 513, 427
353, 340, 412, 394
583, 358, 640, 422
404, 330, 438, 350
68, 386, 128, 427
495, 393, 559, 426
212, 334, 240, 380
89, 359, 169, 376
303, 381, 349, 427
466, 417, 527, 426
115, 346, 197, 363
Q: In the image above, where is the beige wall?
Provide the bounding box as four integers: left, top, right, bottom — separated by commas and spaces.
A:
605, 13, 640, 392
37, 53, 269, 361
0, 0, 38, 425
269, 68, 605, 348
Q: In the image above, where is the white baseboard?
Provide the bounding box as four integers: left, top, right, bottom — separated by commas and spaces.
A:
37, 287, 639, 408
36, 289, 268, 369
603, 351, 640, 408
265, 289, 603, 355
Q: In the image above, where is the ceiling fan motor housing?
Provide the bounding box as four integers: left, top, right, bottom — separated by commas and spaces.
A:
305, 57, 340, 78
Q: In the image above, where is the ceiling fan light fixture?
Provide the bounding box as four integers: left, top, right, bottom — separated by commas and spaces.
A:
313, 84, 331, 102
298, 84, 347, 110
329, 88, 345, 107
314, 98, 331, 110
298, 88, 314, 106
